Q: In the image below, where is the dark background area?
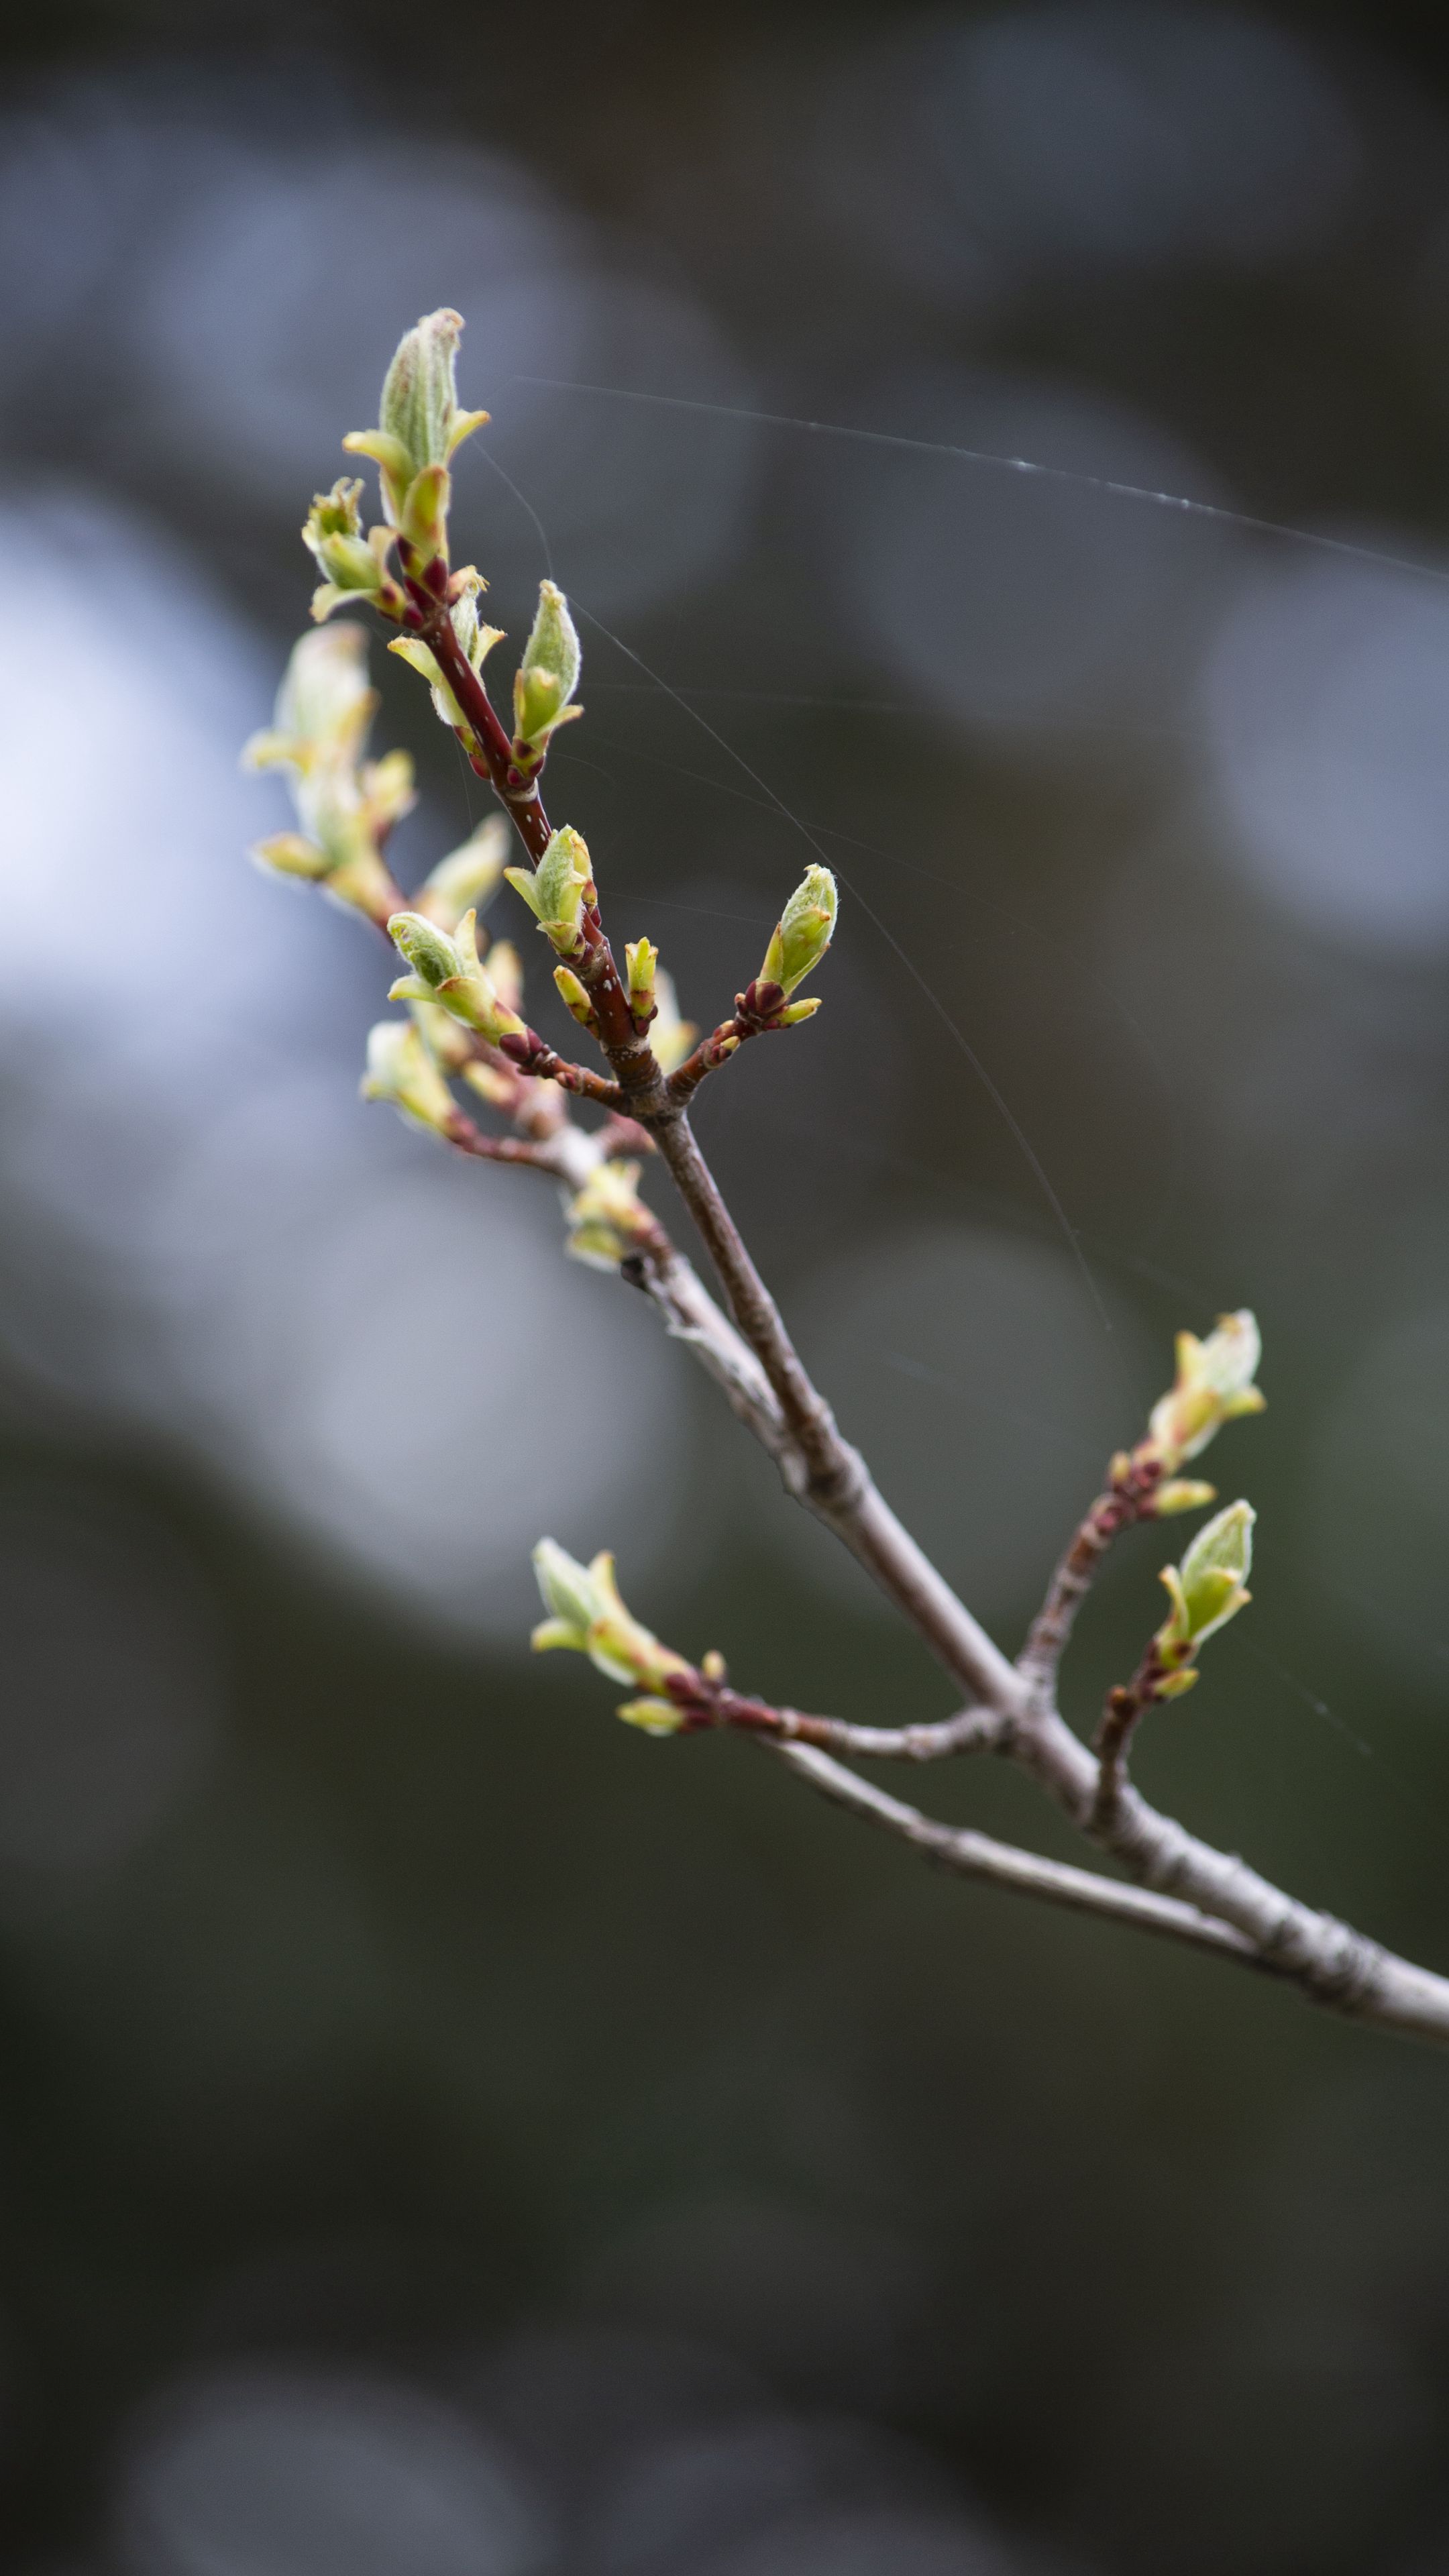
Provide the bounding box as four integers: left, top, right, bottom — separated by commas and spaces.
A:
3, 2, 1449, 2568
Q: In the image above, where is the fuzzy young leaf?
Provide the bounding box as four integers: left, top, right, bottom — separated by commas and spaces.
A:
380, 309, 465, 480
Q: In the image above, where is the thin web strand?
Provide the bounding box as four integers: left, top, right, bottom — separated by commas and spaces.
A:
511, 376, 1449, 589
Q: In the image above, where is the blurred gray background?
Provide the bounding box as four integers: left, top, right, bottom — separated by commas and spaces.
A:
2, 1, 1449, 2567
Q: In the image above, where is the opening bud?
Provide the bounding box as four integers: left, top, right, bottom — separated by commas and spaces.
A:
1146, 1311, 1265, 1469
1155, 1500, 1255, 1670
759, 865, 838, 999
386, 908, 525, 1043
513, 581, 583, 767
343, 308, 488, 561
504, 826, 595, 957
530, 1540, 690, 1697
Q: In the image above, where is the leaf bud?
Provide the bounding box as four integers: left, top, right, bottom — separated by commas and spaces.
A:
360, 1020, 456, 1137
1148, 1479, 1218, 1518
386, 908, 525, 1042
759, 865, 838, 999
513, 580, 583, 765
553, 964, 598, 1034
504, 825, 595, 957
614, 1697, 688, 1735
625, 937, 657, 1021
301, 478, 381, 595
1155, 1500, 1255, 1669
529, 1540, 690, 1695
1146, 1311, 1265, 1469
343, 309, 488, 566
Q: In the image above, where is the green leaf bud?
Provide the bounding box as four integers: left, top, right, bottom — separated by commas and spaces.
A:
759, 865, 838, 998
302, 476, 380, 592
386, 908, 524, 1042
614, 1697, 688, 1735
1150, 1479, 1218, 1517
341, 309, 487, 554
387, 910, 460, 992
553, 964, 598, 1033
504, 825, 595, 957
380, 309, 464, 478
1147, 1311, 1265, 1468
625, 936, 657, 1015
1155, 1500, 1255, 1667
513, 580, 583, 761
533, 1537, 608, 1637
528, 1541, 690, 1695
396, 461, 451, 570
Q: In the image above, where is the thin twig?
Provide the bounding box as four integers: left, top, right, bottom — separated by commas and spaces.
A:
669, 1673, 1004, 1762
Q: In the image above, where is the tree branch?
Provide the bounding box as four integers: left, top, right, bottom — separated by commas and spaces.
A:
324, 449, 1449, 2047
768, 1739, 1273, 1970
767, 1739, 1449, 2039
